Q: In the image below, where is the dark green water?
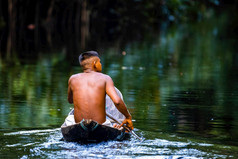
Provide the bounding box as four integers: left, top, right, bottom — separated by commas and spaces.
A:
1, 17, 238, 158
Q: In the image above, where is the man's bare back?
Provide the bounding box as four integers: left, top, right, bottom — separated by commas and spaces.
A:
67, 51, 133, 129
68, 72, 110, 123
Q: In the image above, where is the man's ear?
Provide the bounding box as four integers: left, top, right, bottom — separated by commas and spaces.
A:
94, 60, 102, 72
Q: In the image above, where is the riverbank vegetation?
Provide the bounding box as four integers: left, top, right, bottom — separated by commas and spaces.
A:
0, 0, 237, 63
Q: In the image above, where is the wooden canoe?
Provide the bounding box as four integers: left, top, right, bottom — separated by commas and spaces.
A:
61, 119, 129, 143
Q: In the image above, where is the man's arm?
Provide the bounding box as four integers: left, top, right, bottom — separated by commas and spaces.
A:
68, 77, 73, 104
105, 75, 134, 129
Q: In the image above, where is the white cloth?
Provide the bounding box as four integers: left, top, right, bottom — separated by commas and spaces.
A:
64, 114, 75, 126
63, 87, 125, 127
101, 119, 112, 127
106, 87, 125, 123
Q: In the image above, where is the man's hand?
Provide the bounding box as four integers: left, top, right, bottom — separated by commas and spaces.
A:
120, 119, 134, 130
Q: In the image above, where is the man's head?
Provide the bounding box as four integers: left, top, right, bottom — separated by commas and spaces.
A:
79, 51, 102, 72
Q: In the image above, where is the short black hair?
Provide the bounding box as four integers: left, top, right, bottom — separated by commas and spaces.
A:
79, 51, 99, 63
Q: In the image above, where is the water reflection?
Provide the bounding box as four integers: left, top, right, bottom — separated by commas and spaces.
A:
103, 18, 238, 146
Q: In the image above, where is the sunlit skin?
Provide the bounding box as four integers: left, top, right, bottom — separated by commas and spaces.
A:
67, 56, 134, 130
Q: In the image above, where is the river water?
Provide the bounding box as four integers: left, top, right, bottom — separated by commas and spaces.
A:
1, 16, 238, 158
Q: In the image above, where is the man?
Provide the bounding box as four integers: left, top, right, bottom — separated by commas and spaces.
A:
67, 51, 133, 130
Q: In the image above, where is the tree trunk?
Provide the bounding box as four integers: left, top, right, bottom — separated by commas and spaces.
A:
75, 0, 81, 51
67, 2, 73, 35
34, 0, 40, 50
46, 0, 55, 48
81, 0, 89, 50
7, 0, 16, 59
18, 0, 27, 54
0, 0, 2, 58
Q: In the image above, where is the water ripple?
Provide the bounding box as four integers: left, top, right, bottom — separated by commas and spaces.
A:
2, 128, 232, 159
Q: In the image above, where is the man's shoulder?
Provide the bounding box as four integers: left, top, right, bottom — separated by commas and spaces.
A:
70, 73, 80, 78
69, 73, 82, 80
96, 72, 108, 76
96, 72, 111, 79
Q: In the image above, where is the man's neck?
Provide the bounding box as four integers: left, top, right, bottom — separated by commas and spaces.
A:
83, 68, 96, 73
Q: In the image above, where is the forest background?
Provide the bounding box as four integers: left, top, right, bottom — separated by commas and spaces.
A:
0, 0, 237, 64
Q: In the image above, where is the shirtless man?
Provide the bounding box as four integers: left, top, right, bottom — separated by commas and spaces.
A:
67, 51, 134, 130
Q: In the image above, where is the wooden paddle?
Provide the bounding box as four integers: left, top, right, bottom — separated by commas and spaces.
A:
106, 113, 144, 141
